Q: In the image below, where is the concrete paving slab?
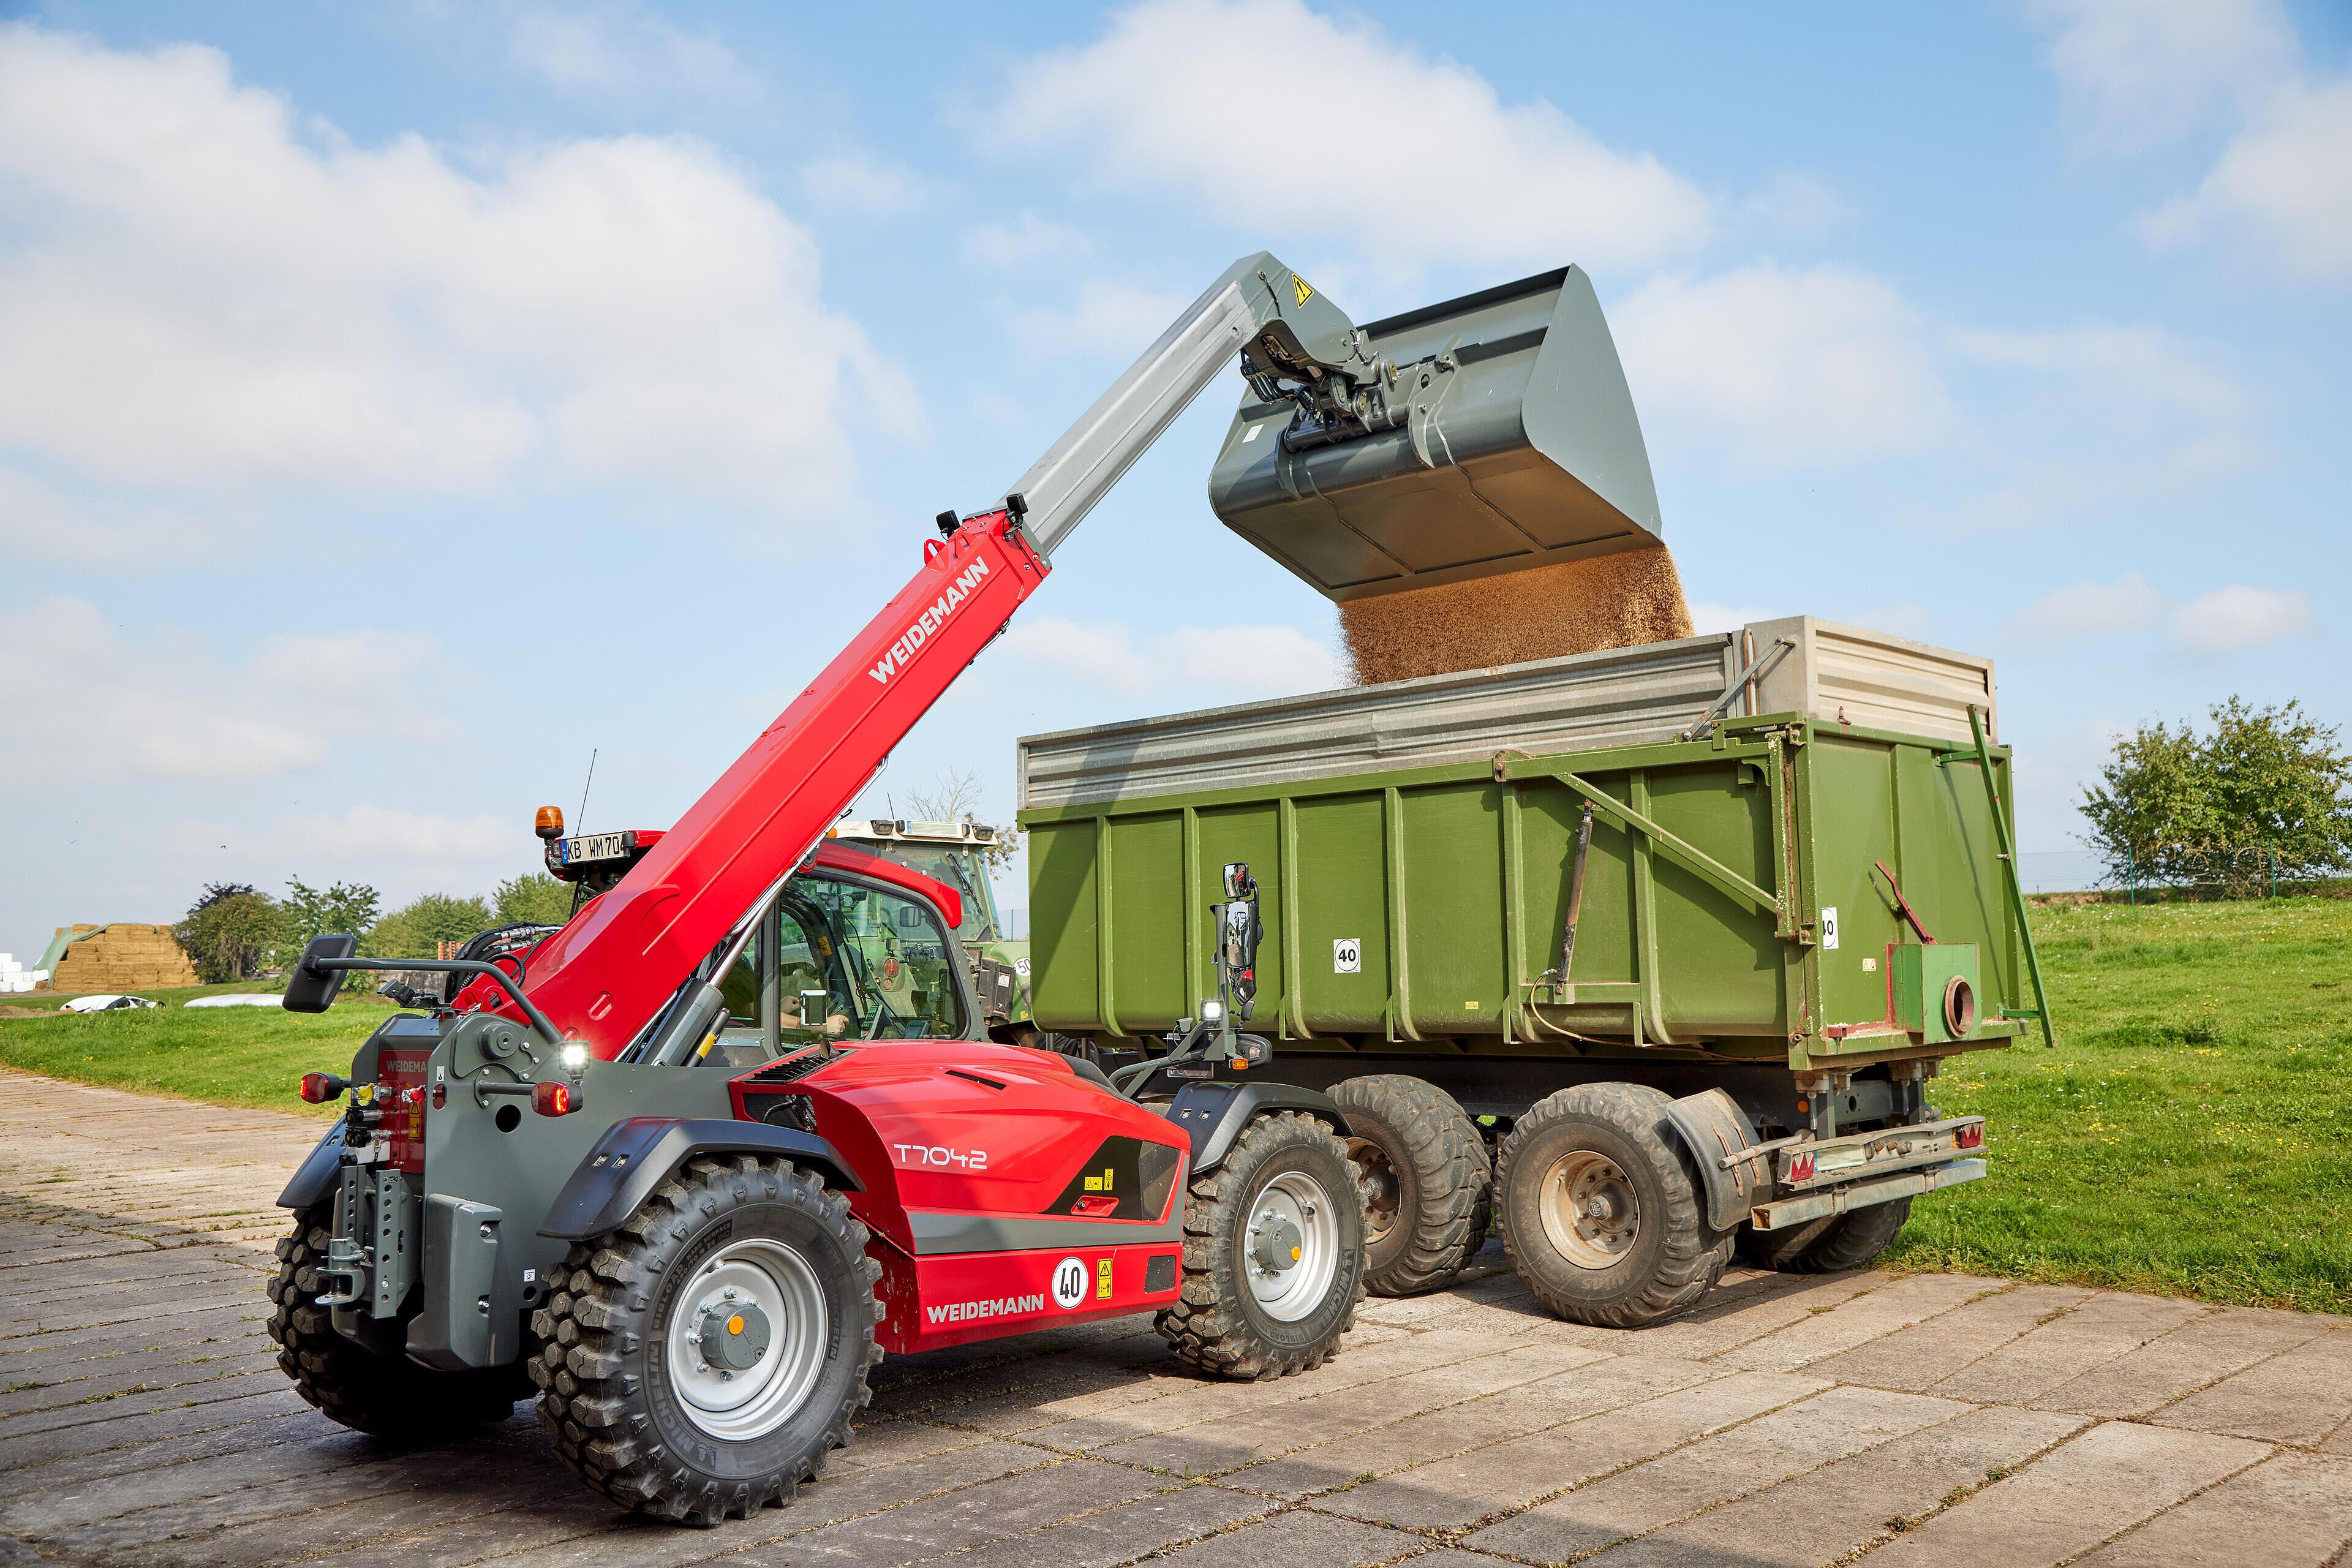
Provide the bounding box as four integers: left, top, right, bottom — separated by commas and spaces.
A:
1856, 1419, 2273, 1567
929, 1482, 1268, 1568
1141, 1507, 1431, 1568
2154, 1327, 2352, 1445
1462, 1384, 1970, 1561
1577, 1405, 2090, 1567
2035, 1305, 2334, 1420
1805, 1283, 2094, 1392
1927, 1291, 2209, 1404
1716, 1272, 2007, 1372
2075, 1451, 2352, 1567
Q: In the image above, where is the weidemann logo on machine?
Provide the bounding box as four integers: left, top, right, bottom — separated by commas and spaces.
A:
869, 558, 991, 685
927, 1290, 1044, 1325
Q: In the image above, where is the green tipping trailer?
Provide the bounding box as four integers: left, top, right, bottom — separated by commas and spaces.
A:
1018, 617, 2050, 1323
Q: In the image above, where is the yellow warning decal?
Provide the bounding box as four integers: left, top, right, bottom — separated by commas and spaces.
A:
1292, 274, 1314, 307
1095, 1257, 1114, 1299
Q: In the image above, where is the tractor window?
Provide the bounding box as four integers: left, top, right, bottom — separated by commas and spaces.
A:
796, 877, 965, 1039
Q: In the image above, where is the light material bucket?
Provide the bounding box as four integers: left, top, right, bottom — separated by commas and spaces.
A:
1206, 265, 1660, 603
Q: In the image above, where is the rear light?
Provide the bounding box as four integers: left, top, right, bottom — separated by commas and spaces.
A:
1956, 1121, 1985, 1150
532, 1080, 576, 1117
299, 1072, 346, 1104
1789, 1150, 1816, 1183
1069, 1194, 1119, 1218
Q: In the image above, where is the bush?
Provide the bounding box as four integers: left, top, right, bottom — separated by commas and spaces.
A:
370, 893, 492, 960
175, 883, 282, 982
282, 878, 382, 952
2081, 698, 2352, 894
492, 872, 573, 927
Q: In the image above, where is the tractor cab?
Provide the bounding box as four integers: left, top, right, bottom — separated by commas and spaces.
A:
824, 818, 1030, 1038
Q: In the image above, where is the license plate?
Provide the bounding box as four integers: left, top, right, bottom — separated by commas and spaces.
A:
560, 831, 630, 865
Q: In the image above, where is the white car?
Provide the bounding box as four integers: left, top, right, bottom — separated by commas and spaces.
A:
184, 994, 281, 1009
59, 993, 161, 1012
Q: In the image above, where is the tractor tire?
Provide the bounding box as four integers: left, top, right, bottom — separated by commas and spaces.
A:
266, 1206, 526, 1438
1496, 1083, 1731, 1329
531, 1155, 883, 1527
1158, 1110, 1365, 1380
1738, 1197, 1913, 1274
1330, 1075, 1492, 1296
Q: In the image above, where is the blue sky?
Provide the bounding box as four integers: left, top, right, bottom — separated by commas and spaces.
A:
2, 0, 2348, 962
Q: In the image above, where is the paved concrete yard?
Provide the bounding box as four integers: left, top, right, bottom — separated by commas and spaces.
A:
4, 1066, 2350, 1567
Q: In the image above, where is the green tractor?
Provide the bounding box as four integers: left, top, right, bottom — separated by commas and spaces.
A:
822, 819, 1040, 1045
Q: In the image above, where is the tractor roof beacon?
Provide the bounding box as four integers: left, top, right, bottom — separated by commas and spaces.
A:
270, 252, 1390, 1528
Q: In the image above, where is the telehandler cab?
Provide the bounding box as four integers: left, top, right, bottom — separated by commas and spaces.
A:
271, 252, 1409, 1526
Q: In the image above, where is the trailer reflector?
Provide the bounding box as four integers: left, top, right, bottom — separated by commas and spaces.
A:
532, 1081, 576, 1117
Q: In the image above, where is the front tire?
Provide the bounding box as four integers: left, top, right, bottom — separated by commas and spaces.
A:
531, 1155, 883, 1526
1158, 1110, 1365, 1379
1330, 1075, 1491, 1296
1497, 1083, 1730, 1329
266, 1205, 525, 1438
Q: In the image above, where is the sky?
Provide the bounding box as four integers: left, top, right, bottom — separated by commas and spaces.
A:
2, 0, 2348, 962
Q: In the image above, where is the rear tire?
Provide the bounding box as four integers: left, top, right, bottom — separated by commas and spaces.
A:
1330, 1075, 1491, 1296
266, 1205, 525, 1438
1738, 1197, 1913, 1273
1158, 1110, 1365, 1379
1497, 1083, 1730, 1328
531, 1155, 883, 1526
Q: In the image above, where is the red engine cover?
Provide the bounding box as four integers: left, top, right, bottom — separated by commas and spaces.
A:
730, 1041, 1188, 1352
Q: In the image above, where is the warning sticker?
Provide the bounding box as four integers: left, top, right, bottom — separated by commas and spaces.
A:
1095, 1257, 1114, 1300
1292, 274, 1314, 307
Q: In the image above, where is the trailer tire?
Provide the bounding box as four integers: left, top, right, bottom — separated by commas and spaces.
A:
1330, 1075, 1492, 1296
266, 1205, 526, 1438
1497, 1083, 1730, 1329
1158, 1110, 1365, 1380
531, 1155, 883, 1527
1738, 1197, 1913, 1274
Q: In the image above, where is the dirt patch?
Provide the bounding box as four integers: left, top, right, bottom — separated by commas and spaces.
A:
1338, 545, 1695, 685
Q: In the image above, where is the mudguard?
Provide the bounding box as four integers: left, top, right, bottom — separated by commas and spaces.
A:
538, 1117, 862, 1241
1164, 1080, 1350, 1175
277, 1123, 348, 1210
1663, 1088, 1769, 1232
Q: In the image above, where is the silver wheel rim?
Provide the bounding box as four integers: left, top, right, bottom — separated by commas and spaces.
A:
1244, 1170, 1341, 1322
665, 1238, 829, 1441
1537, 1149, 1640, 1270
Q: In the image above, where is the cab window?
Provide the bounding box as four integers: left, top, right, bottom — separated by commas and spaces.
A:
797, 876, 965, 1039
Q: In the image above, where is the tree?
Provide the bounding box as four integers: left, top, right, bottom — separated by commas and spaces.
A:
492, 872, 573, 927
2081, 698, 2352, 893
175, 883, 282, 982
282, 878, 381, 950
907, 769, 1019, 870
369, 893, 493, 960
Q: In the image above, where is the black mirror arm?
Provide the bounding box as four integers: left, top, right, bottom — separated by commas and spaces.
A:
311, 957, 565, 1049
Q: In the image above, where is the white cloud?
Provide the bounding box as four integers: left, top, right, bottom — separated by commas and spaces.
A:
0, 596, 443, 784
0, 467, 230, 566
985, 0, 1709, 274
1949, 323, 2246, 419
1010, 280, 1193, 359
962, 212, 1093, 268
2003, 573, 2310, 655
2171, 583, 2311, 654
0, 23, 915, 525
262, 805, 513, 865
2141, 73, 2352, 277
2026, 0, 2294, 151
1003, 616, 1341, 703
800, 153, 936, 216
507, 3, 758, 103
1613, 264, 1961, 469
1742, 172, 1855, 238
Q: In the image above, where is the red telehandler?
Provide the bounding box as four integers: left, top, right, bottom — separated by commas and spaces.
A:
272, 255, 1403, 1525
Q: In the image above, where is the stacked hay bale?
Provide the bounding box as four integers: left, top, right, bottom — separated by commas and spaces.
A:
1338, 545, 1695, 686
44, 924, 201, 992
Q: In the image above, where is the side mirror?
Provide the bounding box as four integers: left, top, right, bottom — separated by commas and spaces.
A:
284, 935, 358, 1014
1222, 861, 1256, 899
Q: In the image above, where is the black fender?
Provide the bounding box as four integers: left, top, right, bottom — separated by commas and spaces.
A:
1164, 1080, 1351, 1176
538, 1117, 862, 1242
277, 1123, 348, 1211
1662, 1088, 1769, 1232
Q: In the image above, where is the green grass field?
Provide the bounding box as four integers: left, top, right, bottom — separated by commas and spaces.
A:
3, 898, 2347, 1310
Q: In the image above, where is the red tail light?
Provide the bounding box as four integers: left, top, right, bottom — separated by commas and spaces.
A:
1789, 1150, 1816, 1183
299, 1072, 345, 1104
532, 1080, 576, 1117
1069, 1194, 1119, 1218
1956, 1121, 1984, 1150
